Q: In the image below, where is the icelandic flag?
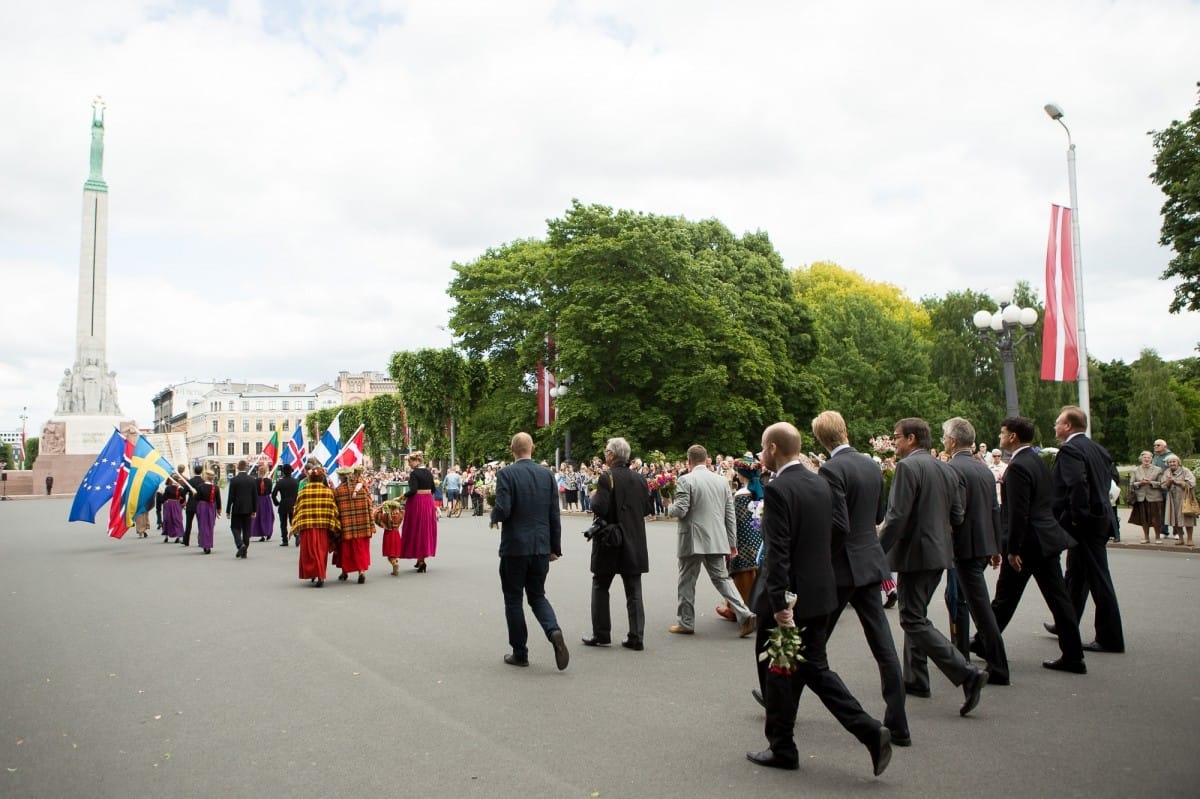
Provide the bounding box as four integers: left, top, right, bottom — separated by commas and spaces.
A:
281, 426, 307, 478
68, 429, 128, 523
122, 434, 176, 528
311, 411, 342, 472
107, 437, 134, 538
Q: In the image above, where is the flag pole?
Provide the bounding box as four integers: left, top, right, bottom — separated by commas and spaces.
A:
1065, 136, 1090, 435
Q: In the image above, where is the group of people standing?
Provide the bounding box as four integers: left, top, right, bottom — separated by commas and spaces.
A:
1126, 438, 1197, 545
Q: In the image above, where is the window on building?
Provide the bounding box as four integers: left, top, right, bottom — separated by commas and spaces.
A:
256, 441, 263, 454
282, 419, 290, 431
227, 419, 235, 432
242, 442, 250, 455
227, 442, 235, 456
255, 419, 263, 432
242, 401, 249, 411
243, 419, 249, 432
296, 418, 302, 430
228, 401, 234, 411
207, 443, 216, 456
255, 401, 263, 411
269, 400, 276, 411
307, 401, 315, 410
211, 420, 218, 433
281, 400, 289, 411
268, 420, 276, 432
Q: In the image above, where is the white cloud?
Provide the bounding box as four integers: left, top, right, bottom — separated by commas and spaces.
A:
2, 0, 1198, 439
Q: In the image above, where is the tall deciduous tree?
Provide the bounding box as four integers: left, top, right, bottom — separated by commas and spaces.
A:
388, 348, 476, 462
1149, 83, 1200, 313
1126, 349, 1192, 456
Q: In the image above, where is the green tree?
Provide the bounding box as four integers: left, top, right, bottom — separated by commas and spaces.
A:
388, 348, 475, 462
361, 394, 407, 468
0, 442, 11, 468
1149, 83, 1200, 313
794, 262, 945, 446
24, 437, 39, 469
1090, 359, 1133, 461
1126, 349, 1192, 456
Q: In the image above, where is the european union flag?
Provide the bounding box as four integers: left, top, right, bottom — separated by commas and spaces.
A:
68, 430, 128, 523
122, 435, 176, 527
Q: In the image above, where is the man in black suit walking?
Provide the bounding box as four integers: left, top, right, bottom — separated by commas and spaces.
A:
746, 422, 892, 778
225, 460, 257, 559
489, 432, 569, 671
942, 417, 1010, 686
978, 416, 1085, 674
272, 465, 299, 546
878, 418, 987, 717
1049, 405, 1125, 653
810, 410, 909, 747
182, 464, 206, 547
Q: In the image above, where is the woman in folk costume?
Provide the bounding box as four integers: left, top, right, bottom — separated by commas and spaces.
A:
333, 466, 375, 583
194, 470, 222, 554
373, 499, 405, 576
251, 463, 275, 542
292, 467, 340, 587
400, 451, 438, 572
161, 466, 187, 543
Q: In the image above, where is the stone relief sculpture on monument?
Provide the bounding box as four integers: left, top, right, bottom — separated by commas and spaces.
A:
42, 422, 65, 454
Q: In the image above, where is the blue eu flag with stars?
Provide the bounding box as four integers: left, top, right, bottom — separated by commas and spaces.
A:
68, 430, 127, 523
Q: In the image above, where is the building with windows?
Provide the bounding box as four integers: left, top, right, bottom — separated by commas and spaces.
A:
334, 370, 396, 404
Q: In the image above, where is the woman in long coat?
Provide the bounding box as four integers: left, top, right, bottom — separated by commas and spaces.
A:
292, 468, 340, 586
1127, 451, 1164, 543
1160, 455, 1197, 547
582, 437, 651, 650
400, 452, 438, 572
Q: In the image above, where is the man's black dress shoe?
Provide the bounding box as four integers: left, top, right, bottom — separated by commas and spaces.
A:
1082, 641, 1124, 653
620, 638, 644, 651
968, 637, 985, 658
904, 682, 931, 699
883, 591, 898, 609
1042, 658, 1087, 674
503, 654, 529, 667
867, 727, 892, 776
960, 667, 987, 717
745, 750, 798, 770
1043, 622, 1058, 636
581, 636, 611, 647
751, 687, 766, 708
889, 728, 911, 747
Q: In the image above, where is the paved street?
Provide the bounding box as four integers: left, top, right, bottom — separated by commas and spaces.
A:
1, 498, 1198, 798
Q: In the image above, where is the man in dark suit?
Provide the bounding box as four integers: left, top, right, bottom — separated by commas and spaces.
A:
977, 416, 1085, 674
183, 464, 205, 547
1049, 405, 1125, 653
878, 418, 986, 717
746, 422, 892, 778
225, 460, 257, 559
272, 465, 299, 546
489, 432, 569, 670
942, 417, 1010, 686
810, 410, 909, 747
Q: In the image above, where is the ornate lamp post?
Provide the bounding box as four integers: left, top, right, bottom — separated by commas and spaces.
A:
972, 287, 1039, 419
549, 383, 571, 464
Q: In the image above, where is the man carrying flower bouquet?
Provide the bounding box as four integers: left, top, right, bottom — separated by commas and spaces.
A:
746, 422, 892, 778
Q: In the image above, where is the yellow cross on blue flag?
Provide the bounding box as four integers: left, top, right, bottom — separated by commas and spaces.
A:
68, 429, 127, 523
121, 435, 175, 528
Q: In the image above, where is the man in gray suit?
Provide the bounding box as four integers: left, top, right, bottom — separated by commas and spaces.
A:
879, 418, 987, 717
667, 444, 756, 638
942, 417, 1010, 686
490, 432, 570, 671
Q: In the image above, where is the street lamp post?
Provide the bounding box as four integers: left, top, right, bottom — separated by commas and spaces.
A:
549, 384, 571, 464
1044, 102, 1091, 435
973, 287, 1039, 419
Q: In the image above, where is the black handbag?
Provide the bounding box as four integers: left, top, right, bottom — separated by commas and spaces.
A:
583, 474, 625, 548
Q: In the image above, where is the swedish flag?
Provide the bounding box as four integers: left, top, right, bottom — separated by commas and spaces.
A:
121, 435, 175, 528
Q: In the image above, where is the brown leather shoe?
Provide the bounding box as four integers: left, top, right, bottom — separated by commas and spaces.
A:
668, 624, 694, 635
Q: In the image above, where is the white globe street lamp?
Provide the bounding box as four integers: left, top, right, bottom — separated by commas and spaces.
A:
972, 290, 1039, 419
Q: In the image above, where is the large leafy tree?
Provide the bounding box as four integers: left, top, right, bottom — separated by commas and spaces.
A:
1149, 83, 1200, 314
1126, 349, 1192, 456
793, 262, 945, 446
448, 201, 817, 458
388, 348, 480, 463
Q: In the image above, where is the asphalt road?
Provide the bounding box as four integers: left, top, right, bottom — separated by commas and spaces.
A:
1, 499, 1197, 799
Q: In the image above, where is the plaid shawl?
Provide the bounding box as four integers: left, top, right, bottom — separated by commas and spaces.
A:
334, 481, 375, 539
291, 484, 341, 534
372, 506, 404, 531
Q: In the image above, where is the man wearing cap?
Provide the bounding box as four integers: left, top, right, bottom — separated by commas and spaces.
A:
1152, 439, 1174, 539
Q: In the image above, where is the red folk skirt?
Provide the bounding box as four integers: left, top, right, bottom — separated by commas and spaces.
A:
381, 529, 402, 558
339, 537, 371, 573
298, 527, 330, 580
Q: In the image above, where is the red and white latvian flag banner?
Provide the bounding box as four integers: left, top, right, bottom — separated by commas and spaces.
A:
1041, 204, 1079, 382
536, 361, 557, 428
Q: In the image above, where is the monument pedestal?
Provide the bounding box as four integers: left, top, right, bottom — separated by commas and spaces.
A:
31, 416, 137, 499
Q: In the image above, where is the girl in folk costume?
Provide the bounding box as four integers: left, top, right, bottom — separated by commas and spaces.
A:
161, 466, 187, 543
400, 451, 438, 572
333, 466, 375, 583
194, 470, 222, 554
251, 463, 275, 542
292, 467, 340, 586
373, 500, 405, 575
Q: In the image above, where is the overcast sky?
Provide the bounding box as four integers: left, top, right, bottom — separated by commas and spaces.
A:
2, 0, 1198, 442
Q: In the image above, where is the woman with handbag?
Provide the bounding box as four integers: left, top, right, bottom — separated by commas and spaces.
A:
1127, 451, 1164, 543
1160, 455, 1197, 547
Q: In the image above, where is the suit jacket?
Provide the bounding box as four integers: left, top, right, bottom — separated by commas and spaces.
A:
667, 466, 736, 556
490, 458, 562, 557
947, 450, 1002, 560
272, 474, 299, 510
1052, 433, 1120, 541
818, 447, 889, 589
186, 475, 206, 511
1003, 447, 1075, 560
589, 463, 651, 576
879, 449, 964, 572
226, 472, 257, 515
751, 463, 837, 619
